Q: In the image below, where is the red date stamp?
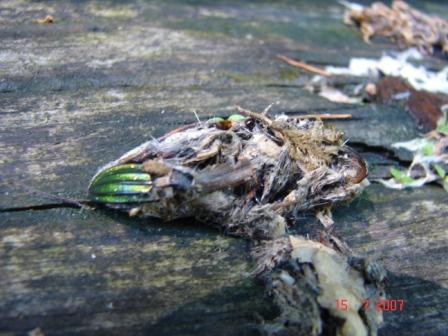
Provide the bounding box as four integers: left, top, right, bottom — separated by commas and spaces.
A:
336, 299, 405, 312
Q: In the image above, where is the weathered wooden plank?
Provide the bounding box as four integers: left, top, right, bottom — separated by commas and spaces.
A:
0, 209, 274, 335
290, 184, 448, 336
336, 185, 448, 336
1, 0, 447, 335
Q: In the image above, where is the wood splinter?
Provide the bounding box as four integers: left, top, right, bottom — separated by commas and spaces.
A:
291, 113, 353, 120
276, 54, 331, 77
236, 106, 352, 120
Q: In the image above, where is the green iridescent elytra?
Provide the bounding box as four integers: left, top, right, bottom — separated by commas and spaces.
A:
90, 194, 153, 203
89, 163, 153, 203
90, 164, 144, 185
91, 173, 151, 185
89, 183, 152, 195
89, 114, 248, 204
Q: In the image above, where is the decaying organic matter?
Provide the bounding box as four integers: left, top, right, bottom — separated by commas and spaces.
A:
254, 235, 386, 336
366, 76, 444, 131
344, 0, 448, 54
88, 108, 384, 335
89, 108, 368, 239
325, 48, 448, 95
380, 125, 448, 191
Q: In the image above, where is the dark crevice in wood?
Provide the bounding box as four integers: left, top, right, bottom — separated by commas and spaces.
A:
349, 142, 411, 165
0, 202, 82, 212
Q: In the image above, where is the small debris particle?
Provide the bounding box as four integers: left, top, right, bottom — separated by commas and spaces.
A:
34, 15, 54, 24
365, 82, 377, 96
128, 207, 141, 217
28, 328, 45, 336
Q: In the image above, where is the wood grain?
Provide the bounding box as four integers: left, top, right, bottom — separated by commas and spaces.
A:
1, 1, 447, 335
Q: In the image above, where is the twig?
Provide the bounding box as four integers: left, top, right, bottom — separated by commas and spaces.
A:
192, 109, 202, 125
289, 113, 352, 120
262, 103, 275, 115
276, 54, 331, 77
236, 106, 352, 121
236, 106, 273, 126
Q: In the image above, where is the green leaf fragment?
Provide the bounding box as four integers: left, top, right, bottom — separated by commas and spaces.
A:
443, 176, 448, 193
419, 143, 434, 156
434, 164, 446, 178
206, 114, 246, 125
227, 114, 247, 122
390, 167, 415, 185
437, 123, 448, 134
436, 116, 448, 134
437, 124, 448, 134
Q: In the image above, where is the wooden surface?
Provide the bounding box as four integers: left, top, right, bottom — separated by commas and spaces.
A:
1, 1, 447, 335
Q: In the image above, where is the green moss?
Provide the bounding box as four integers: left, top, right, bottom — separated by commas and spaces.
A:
87, 4, 137, 18
278, 67, 299, 81
182, 29, 229, 40
222, 71, 270, 83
